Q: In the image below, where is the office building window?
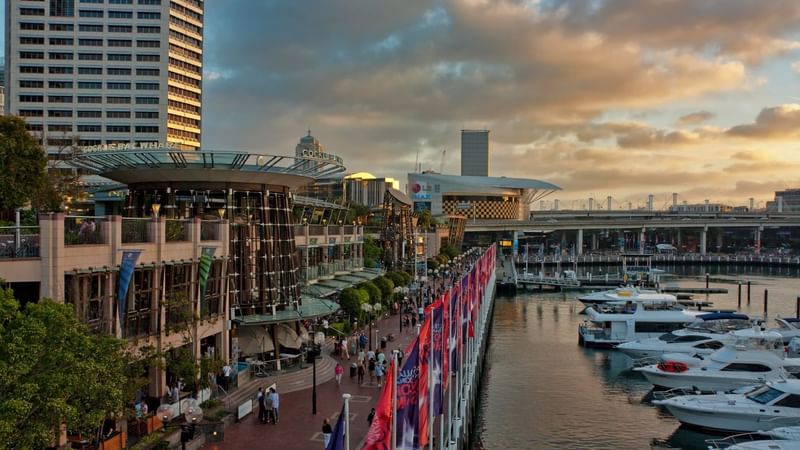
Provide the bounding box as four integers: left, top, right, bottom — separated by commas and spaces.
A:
136, 54, 160, 62
109, 0, 132, 3
137, 12, 160, 19
107, 67, 132, 75
77, 95, 102, 103
19, 95, 45, 103
77, 110, 102, 118
136, 68, 159, 76
107, 53, 132, 61
50, 23, 74, 31
108, 25, 132, 32
136, 40, 160, 48
106, 125, 131, 133
21, 23, 46, 30
80, 0, 103, 3
77, 125, 102, 132
78, 24, 103, 32
20, 65, 45, 73
49, 81, 73, 89
20, 8, 46, 16
49, 66, 74, 74
47, 138, 74, 147
78, 53, 103, 61
19, 80, 45, 88
20, 51, 45, 59
135, 82, 159, 90
20, 37, 45, 45
78, 67, 103, 75
107, 39, 132, 47
50, 0, 75, 16
106, 96, 131, 104
108, 10, 133, 18
49, 38, 74, 45
48, 110, 73, 117
26, 123, 45, 132
78, 81, 102, 89
138, 0, 161, 4
135, 111, 159, 118
137, 25, 160, 33
107, 82, 131, 90
48, 95, 73, 102
135, 126, 159, 133
78, 139, 102, 146
19, 109, 45, 117
49, 52, 74, 60
107, 111, 131, 118
135, 97, 159, 104
48, 124, 73, 132
79, 9, 103, 18
78, 38, 103, 46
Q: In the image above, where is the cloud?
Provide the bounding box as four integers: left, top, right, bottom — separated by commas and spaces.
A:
677, 111, 714, 125
726, 104, 800, 138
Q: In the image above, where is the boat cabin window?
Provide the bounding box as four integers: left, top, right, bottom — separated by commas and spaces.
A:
671, 335, 707, 343
689, 319, 752, 333
693, 340, 724, 350
774, 394, 800, 408
635, 322, 689, 333
733, 336, 782, 351
720, 363, 772, 373
747, 386, 785, 405
658, 332, 678, 342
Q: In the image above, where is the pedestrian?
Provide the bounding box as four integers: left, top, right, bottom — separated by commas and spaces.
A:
359, 333, 367, 351
357, 362, 365, 385
396, 349, 404, 367
335, 363, 343, 385
257, 387, 266, 423
366, 348, 375, 362
357, 347, 365, 365
380, 336, 387, 350
377, 349, 385, 367
322, 419, 333, 448
341, 338, 350, 360
375, 362, 385, 387
368, 356, 376, 384
411, 315, 417, 328
221, 363, 232, 391
367, 408, 375, 425
269, 387, 280, 424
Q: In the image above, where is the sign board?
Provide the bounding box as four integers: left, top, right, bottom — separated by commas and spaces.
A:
80, 141, 180, 153
499, 240, 512, 247
456, 202, 471, 210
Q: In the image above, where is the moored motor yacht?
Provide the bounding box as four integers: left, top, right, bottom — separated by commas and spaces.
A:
653, 379, 800, 433
774, 318, 800, 344
616, 312, 752, 359
578, 298, 703, 348
636, 328, 800, 392
706, 427, 800, 450
578, 286, 677, 307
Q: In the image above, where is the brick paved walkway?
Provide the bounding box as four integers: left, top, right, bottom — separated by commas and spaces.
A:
205, 313, 417, 450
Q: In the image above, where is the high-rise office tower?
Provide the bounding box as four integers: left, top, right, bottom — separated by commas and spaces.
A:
461, 129, 489, 176
5, 0, 203, 162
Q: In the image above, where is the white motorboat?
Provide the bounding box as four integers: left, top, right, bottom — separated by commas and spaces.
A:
578, 298, 702, 348
616, 312, 752, 359
774, 318, 800, 344
653, 379, 800, 433
637, 328, 800, 392
707, 427, 800, 449
577, 286, 677, 306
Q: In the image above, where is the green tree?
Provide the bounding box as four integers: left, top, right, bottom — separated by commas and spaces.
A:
440, 243, 459, 260
364, 236, 382, 268
426, 258, 440, 271
372, 276, 395, 304
0, 285, 127, 449
346, 203, 371, 224
416, 210, 432, 229
385, 271, 404, 287
339, 287, 368, 322
357, 281, 382, 304
0, 116, 48, 215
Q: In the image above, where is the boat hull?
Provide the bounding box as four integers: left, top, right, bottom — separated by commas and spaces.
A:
639, 368, 770, 392
660, 402, 800, 433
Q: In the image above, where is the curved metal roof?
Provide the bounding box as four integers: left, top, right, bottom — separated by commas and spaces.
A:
386, 187, 413, 206
70, 149, 347, 189
410, 173, 560, 191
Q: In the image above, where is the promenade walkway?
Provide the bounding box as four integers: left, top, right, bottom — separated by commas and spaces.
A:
205, 313, 417, 450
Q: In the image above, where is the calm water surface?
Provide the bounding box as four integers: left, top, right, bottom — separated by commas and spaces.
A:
476, 265, 800, 450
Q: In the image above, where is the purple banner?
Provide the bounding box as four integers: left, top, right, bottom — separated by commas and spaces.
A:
396, 337, 421, 450
449, 279, 460, 373
431, 302, 444, 415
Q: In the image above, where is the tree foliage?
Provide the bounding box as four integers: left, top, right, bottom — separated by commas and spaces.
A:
339, 287, 368, 322
440, 243, 459, 260
372, 276, 394, 304
0, 116, 48, 213
357, 281, 382, 304
384, 271, 405, 287
0, 285, 127, 449
364, 236, 382, 268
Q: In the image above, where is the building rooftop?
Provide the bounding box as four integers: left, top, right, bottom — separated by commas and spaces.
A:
410, 172, 560, 191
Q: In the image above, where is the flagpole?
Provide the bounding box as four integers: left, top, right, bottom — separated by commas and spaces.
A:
343, 393, 351, 450
391, 350, 398, 450
428, 313, 434, 450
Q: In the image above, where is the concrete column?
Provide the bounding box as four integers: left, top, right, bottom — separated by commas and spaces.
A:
755, 226, 762, 255
716, 231, 723, 253
607, 196, 612, 211
639, 227, 646, 253
700, 227, 708, 255
676, 228, 682, 247
591, 233, 598, 251
576, 229, 584, 256
39, 212, 66, 301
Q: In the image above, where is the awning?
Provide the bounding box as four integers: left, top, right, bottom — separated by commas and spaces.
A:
275, 324, 303, 350
234, 325, 275, 355
302, 283, 339, 298
232, 296, 340, 326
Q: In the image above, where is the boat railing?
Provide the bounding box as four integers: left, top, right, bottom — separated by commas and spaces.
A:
631, 356, 661, 369
650, 387, 700, 401
705, 432, 762, 449
578, 324, 607, 339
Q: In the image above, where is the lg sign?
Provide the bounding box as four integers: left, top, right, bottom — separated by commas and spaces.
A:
412, 183, 421, 193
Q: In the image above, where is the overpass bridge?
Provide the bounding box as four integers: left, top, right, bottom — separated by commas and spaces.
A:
464, 212, 800, 255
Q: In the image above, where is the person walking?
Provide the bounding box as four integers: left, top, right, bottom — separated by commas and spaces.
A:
368, 356, 376, 384
334, 363, 343, 385
221, 363, 232, 391
340, 338, 350, 360
322, 419, 332, 448
375, 362, 385, 387
269, 387, 280, 424
257, 387, 266, 424
359, 332, 367, 351
357, 362, 365, 385
367, 408, 376, 425
264, 387, 274, 424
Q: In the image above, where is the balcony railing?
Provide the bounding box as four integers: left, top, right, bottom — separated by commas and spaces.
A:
64, 216, 105, 245
200, 220, 220, 241
0, 226, 40, 258
165, 219, 191, 242
121, 218, 151, 243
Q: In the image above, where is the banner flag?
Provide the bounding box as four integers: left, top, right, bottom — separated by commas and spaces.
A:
431, 300, 445, 415
117, 250, 141, 326
396, 337, 421, 450
441, 292, 450, 390
198, 246, 217, 297
449, 278, 461, 373
418, 314, 432, 448
326, 404, 346, 450
363, 359, 395, 450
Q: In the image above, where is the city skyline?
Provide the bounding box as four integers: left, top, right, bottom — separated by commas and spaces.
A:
5, 0, 800, 205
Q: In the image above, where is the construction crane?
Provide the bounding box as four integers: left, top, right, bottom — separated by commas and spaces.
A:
440, 149, 446, 173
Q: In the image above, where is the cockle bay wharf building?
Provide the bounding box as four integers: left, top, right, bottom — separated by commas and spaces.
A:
0, 147, 378, 412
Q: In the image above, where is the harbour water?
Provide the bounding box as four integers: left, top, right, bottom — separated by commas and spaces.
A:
476, 265, 800, 450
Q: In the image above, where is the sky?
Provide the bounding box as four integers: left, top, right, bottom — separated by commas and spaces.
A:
5, 1, 800, 207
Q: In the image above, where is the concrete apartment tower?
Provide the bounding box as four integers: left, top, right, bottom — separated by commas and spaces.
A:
461, 129, 489, 176
5, 0, 203, 162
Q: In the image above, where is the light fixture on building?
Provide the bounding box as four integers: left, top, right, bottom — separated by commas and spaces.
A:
217, 208, 225, 220
151, 203, 161, 218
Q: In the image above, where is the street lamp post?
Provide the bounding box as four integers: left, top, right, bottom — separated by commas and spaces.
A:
312, 332, 325, 415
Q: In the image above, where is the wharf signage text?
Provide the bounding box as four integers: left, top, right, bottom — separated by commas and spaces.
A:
80, 142, 180, 153
299, 149, 344, 165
